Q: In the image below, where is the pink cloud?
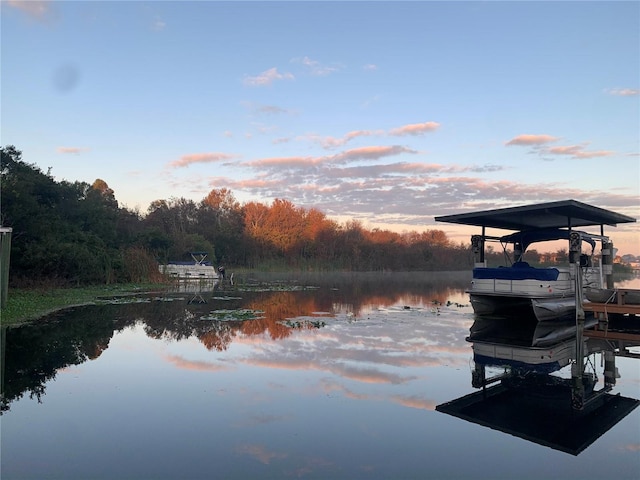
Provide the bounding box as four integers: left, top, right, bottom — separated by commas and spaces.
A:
505, 134, 559, 146
389, 122, 440, 136
168, 152, 237, 168
546, 145, 614, 158
6, 0, 50, 19
243, 67, 294, 86
208, 177, 279, 189
319, 130, 379, 149
607, 88, 639, 96
246, 156, 319, 167
332, 145, 417, 162
57, 146, 88, 155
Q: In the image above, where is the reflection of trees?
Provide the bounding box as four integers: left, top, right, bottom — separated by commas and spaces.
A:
1, 305, 131, 413
256, 271, 470, 316
242, 291, 331, 340
2, 272, 469, 412
199, 323, 235, 351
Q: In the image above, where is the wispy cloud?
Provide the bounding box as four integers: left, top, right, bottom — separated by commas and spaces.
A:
363, 64, 378, 71
506, 134, 615, 159
606, 88, 639, 96
6, 0, 51, 19
246, 145, 417, 170
332, 145, 417, 163
246, 156, 320, 168
152, 16, 166, 31
168, 152, 238, 168
389, 122, 440, 136
292, 56, 341, 76
310, 122, 440, 150
243, 67, 294, 86
57, 146, 89, 155
545, 145, 614, 159
505, 134, 559, 146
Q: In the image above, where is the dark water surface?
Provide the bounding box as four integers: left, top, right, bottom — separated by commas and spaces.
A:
1, 272, 638, 479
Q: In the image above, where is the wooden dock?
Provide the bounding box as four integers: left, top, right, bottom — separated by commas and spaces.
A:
583, 288, 640, 317
583, 288, 640, 342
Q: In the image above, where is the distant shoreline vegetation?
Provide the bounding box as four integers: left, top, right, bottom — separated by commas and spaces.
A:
1, 145, 637, 291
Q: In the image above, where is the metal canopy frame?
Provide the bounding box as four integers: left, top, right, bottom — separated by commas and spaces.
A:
434, 200, 636, 232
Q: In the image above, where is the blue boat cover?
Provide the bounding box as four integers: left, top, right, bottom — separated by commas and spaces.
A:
473, 265, 560, 281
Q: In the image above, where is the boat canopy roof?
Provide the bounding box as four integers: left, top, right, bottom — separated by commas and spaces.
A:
499, 228, 596, 251
435, 200, 636, 231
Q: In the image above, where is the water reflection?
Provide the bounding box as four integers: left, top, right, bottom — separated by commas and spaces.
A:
2, 273, 639, 479
1, 272, 470, 414
437, 314, 640, 455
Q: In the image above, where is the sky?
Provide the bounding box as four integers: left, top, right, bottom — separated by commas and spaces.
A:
2, 0, 639, 255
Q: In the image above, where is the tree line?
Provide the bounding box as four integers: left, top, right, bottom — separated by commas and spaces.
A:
1, 146, 474, 286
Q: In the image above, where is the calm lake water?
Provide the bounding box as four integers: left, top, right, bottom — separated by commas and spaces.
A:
2, 272, 639, 480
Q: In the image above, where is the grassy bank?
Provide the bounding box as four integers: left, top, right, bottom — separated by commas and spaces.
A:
0, 283, 168, 326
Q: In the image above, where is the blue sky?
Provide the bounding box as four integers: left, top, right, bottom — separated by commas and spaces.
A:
2, 1, 639, 254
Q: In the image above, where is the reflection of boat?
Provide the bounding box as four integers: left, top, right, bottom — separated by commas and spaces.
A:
438, 318, 640, 455
159, 252, 219, 279
467, 316, 597, 373
436, 200, 636, 321
436, 374, 639, 456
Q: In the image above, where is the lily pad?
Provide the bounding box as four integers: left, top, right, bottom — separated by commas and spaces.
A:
200, 309, 265, 321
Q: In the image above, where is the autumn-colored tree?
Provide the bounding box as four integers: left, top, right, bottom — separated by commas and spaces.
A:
198, 188, 244, 264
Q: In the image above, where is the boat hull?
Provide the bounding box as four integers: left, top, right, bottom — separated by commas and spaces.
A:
470, 293, 582, 322
159, 264, 218, 279
469, 294, 535, 317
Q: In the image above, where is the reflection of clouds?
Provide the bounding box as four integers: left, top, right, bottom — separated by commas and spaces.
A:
321, 378, 378, 401
331, 364, 415, 385
164, 354, 230, 372
235, 413, 292, 428
620, 444, 640, 452
235, 443, 287, 464
230, 304, 474, 411
390, 394, 438, 411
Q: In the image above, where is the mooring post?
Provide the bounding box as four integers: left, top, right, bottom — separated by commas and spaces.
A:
570, 231, 585, 409
471, 234, 485, 266
0, 326, 5, 404
604, 349, 617, 388
601, 241, 615, 289
0, 227, 12, 309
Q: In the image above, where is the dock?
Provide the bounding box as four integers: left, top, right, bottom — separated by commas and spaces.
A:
583, 288, 640, 318
582, 287, 640, 344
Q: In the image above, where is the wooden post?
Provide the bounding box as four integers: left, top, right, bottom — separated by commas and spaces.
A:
0, 227, 12, 309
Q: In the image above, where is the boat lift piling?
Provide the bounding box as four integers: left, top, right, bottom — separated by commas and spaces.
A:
471, 234, 485, 267
601, 241, 615, 289
570, 231, 587, 410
